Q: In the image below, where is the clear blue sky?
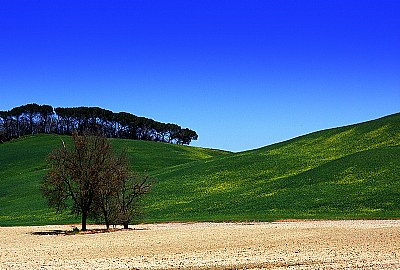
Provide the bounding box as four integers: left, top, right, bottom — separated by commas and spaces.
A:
1, 1, 399, 152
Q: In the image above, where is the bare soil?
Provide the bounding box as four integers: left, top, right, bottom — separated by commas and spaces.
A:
1, 220, 399, 269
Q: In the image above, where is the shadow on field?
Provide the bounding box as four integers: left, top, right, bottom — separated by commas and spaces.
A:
31, 229, 70, 235
31, 227, 147, 236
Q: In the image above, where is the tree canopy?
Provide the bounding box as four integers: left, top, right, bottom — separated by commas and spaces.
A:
0, 103, 198, 145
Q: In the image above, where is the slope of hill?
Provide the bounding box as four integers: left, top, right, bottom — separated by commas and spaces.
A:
0, 134, 230, 225
1, 113, 399, 225
144, 113, 400, 222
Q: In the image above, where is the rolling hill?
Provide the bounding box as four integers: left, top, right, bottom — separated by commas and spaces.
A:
144, 113, 400, 222
0, 134, 230, 225
1, 113, 399, 225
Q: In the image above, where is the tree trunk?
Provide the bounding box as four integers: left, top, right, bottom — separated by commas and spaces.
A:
82, 210, 87, 231
29, 115, 33, 134
123, 221, 129, 229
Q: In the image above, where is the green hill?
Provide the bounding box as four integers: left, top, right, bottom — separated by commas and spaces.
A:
1, 113, 399, 225
0, 134, 230, 225
144, 113, 400, 222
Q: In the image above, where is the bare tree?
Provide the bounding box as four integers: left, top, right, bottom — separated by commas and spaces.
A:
42, 131, 154, 230
41, 131, 124, 231
93, 152, 129, 229
114, 172, 153, 229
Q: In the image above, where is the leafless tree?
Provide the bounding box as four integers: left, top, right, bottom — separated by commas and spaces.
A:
42, 132, 126, 230
42, 131, 154, 230
114, 172, 153, 229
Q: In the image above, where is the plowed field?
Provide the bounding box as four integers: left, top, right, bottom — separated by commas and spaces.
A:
1, 220, 399, 269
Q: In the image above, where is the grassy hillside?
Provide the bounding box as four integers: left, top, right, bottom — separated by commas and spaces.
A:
144, 113, 400, 222
0, 134, 230, 225
1, 113, 399, 226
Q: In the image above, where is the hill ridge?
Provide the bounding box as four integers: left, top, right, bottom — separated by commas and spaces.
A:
1, 112, 399, 225
255, 111, 400, 151
144, 112, 400, 222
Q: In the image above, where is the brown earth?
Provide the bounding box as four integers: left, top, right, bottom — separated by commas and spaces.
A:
1, 220, 399, 269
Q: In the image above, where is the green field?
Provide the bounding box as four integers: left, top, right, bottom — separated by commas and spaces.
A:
1, 113, 400, 225
144, 113, 400, 222
0, 134, 229, 225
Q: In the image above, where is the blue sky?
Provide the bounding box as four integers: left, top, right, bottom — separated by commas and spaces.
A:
1, 1, 399, 152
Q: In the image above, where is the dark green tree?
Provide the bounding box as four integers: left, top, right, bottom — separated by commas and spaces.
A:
39, 104, 54, 133
2, 103, 198, 146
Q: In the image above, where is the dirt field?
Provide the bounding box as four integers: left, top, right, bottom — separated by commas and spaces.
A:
1, 220, 399, 269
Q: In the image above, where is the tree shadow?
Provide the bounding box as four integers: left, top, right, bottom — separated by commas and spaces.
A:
31, 229, 71, 235
31, 227, 147, 236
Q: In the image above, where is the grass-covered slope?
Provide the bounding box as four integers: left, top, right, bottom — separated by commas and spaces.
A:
0, 134, 230, 225
1, 113, 399, 225
145, 113, 400, 222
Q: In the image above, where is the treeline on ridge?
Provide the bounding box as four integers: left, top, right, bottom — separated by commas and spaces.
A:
0, 103, 198, 145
